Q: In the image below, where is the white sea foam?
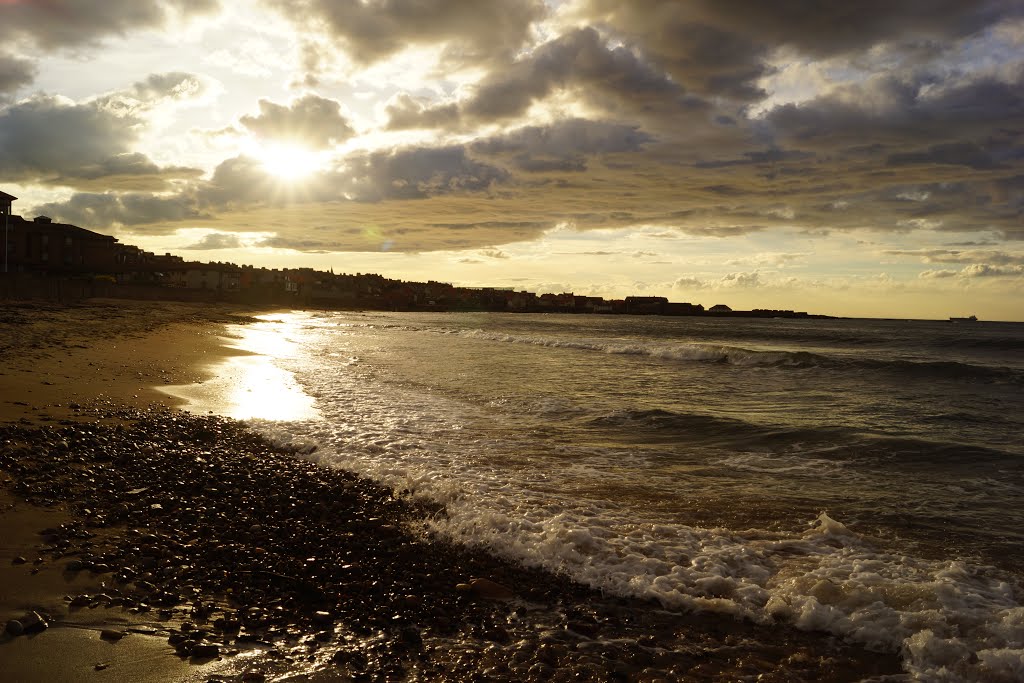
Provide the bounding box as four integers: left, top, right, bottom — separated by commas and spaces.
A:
235, 312, 1024, 682
267, 417, 1024, 681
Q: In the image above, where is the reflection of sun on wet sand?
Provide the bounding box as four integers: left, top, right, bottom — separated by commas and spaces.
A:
158, 315, 320, 421
159, 353, 320, 422
0, 300, 903, 682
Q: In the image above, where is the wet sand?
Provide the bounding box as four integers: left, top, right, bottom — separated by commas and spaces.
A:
0, 299, 906, 681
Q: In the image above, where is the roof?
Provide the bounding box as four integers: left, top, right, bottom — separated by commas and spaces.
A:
9, 214, 117, 242
0, 191, 17, 203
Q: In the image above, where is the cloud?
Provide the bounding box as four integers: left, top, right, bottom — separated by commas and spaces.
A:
886, 142, 1004, 170
239, 94, 355, 148
765, 70, 1024, 148
180, 232, 243, 250
696, 148, 814, 169
725, 252, 806, 267
387, 27, 690, 129
884, 248, 1024, 266
576, 0, 1021, 99
195, 155, 341, 208
341, 145, 508, 201
266, 0, 543, 67
719, 271, 761, 287
0, 94, 202, 188
961, 263, 1024, 277
919, 264, 1024, 279
0, 53, 36, 95
31, 191, 204, 231
470, 118, 654, 173
0, 0, 220, 50
919, 269, 959, 279
673, 276, 706, 290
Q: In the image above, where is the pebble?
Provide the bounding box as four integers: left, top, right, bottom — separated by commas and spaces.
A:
190, 643, 220, 658
0, 407, 904, 681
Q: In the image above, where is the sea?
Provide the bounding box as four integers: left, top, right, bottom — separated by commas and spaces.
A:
169, 311, 1024, 681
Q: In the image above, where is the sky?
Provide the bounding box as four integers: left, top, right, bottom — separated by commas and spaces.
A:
1, 1, 1022, 320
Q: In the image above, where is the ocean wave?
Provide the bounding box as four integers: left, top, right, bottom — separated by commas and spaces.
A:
586, 408, 1021, 466
458, 329, 1023, 384
283, 421, 1024, 683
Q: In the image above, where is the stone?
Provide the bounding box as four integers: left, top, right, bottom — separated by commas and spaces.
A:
467, 577, 515, 600
100, 629, 126, 641
191, 643, 220, 658
19, 611, 48, 634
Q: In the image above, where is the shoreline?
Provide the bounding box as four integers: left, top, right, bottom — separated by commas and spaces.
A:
0, 299, 905, 681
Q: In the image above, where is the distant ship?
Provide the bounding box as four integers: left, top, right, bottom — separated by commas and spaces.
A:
949, 315, 978, 322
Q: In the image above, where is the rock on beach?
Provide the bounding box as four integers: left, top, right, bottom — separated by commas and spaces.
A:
0, 403, 904, 682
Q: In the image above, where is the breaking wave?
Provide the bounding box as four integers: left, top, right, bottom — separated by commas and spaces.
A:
459, 329, 1023, 383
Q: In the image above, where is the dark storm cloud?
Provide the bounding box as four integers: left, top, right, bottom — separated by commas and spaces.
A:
386, 27, 688, 129
341, 146, 508, 201
239, 94, 355, 148
265, 0, 543, 67
0, 95, 201, 188
0, 0, 219, 50
695, 148, 814, 169
32, 191, 204, 230
470, 118, 654, 173
0, 96, 128, 177
578, 0, 1020, 99
0, 53, 36, 95
765, 72, 1024, 147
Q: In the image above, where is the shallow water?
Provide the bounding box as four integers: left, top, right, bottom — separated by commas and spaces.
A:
176, 311, 1024, 682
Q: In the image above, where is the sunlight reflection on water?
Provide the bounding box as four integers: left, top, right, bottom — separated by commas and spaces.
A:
159, 318, 319, 421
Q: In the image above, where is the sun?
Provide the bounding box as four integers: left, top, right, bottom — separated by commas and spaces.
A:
254, 143, 323, 182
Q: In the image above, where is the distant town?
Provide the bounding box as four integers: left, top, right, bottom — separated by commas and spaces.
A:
1, 191, 825, 318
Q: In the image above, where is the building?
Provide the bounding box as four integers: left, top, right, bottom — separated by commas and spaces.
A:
1, 192, 121, 275
0, 191, 14, 274
7, 215, 120, 274
624, 296, 668, 315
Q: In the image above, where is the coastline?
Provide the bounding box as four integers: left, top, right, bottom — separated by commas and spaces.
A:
0, 300, 905, 682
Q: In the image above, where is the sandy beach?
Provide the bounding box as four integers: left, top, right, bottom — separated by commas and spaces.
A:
0, 299, 905, 682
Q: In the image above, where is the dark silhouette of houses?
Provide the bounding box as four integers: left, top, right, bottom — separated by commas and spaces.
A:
3, 202, 120, 275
